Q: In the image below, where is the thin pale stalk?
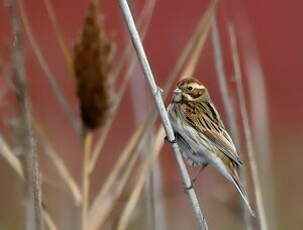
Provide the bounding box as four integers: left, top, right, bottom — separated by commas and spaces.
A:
88, 0, 155, 173
88, 120, 148, 230
32, 117, 82, 205
150, 160, 166, 230
8, 1, 44, 229
42, 210, 58, 230
162, 0, 217, 95
111, 0, 156, 84
116, 127, 165, 230
211, 20, 240, 146
211, 20, 253, 229
118, 1, 208, 229
236, 18, 276, 229
18, 0, 78, 133
4, 3, 64, 230
43, 0, 73, 71
180, 0, 218, 78
130, 70, 159, 230
0, 135, 24, 179
81, 130, 93, 230
228, 24, 268, 230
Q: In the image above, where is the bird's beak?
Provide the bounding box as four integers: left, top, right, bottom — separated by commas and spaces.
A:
173, 88, 181, 94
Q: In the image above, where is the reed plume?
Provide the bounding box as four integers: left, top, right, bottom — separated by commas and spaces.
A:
74, 0, 113, 130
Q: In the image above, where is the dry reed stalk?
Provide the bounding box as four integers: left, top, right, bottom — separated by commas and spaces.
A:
211, 20, 240, 147
32, 117, 82, 205
88, 0, 156, 173
236, 18, 276, 229
7, 1, 44, 229
42, 210, 58, 230
18, 0, 77, 133
43, 0, 73, 71
149, 157, 166, 230
81, 130, 93, 229
0, 134, 24, 179
87, 120, 149, 230
116, 1, 218, 228
211, 20, 254, 229
111, 0, 156, 85
118, 0, 208, 229
161, 1, 217, 96
180, 0, 218, 77
116, 128, 166, 230
228, 24, 268, 230
0, 133, 56, 229
130, 71, 157, 230
44, 143, 83, 205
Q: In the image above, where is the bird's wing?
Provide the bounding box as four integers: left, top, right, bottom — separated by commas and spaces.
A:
183, 101, 242, 166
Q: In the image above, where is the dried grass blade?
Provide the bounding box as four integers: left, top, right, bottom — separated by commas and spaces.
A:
33, 118, 82, 205
116, 128, 165, 230
228, 24, 268, 230
87, 119, 149, 230
44, 144, 82, 205
161, 0, 218, 97
212, 20, 254, 228
0, 135, 24, 179
81, 131, 93, 229
8, 1, 44, 229
180, 0, 218, 78
43, 0, 73, 71
18, 0, 77, 132
42, 210, 58, 230
111, 0, 156, 84
211, 20, 240, 145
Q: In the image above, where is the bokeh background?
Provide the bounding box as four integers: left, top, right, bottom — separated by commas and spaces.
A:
0, 0, 302, 229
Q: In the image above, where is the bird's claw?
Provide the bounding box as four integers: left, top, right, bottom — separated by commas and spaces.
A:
164, 136, 176, 144
185, 181, 194, 191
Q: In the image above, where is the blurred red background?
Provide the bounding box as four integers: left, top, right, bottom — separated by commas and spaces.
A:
0, 0, 302, 229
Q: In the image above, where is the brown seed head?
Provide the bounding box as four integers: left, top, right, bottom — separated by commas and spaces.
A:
73, 0, 113, 130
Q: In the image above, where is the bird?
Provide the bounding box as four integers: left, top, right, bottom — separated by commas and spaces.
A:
167, 77, 254, 216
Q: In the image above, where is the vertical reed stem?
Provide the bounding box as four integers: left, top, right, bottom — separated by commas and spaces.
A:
211, 20, 254, 229
228, 25, 268, 230
82, 130, 93, 230
7, 1, 44, 229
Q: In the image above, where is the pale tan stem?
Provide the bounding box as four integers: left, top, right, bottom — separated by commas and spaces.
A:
81, 131, 93, 230
228, 24, 268, 230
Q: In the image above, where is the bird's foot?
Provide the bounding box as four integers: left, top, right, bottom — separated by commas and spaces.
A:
184, 181, 195, 191
164, 136, 176, 144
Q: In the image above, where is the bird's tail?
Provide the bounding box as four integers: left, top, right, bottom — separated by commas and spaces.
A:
230, 167, 255, 216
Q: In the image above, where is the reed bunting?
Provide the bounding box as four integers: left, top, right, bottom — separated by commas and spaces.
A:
167, 77, 254, 215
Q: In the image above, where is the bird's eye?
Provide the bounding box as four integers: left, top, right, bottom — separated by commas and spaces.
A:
188, 86, 193, 91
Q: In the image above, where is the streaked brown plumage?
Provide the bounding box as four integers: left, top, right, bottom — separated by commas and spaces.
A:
167, 77, 254, 215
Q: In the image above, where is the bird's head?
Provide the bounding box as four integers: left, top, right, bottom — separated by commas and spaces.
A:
172, 78, 209, 103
